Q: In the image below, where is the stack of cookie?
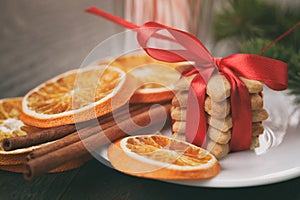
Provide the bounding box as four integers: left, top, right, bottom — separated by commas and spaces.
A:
171, 70, 269, 159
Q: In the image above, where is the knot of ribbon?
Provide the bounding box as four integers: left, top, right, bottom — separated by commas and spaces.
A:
86, 7, 288, 151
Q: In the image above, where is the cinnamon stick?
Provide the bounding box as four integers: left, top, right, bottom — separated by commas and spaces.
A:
2, 125, 76, 151
24, 103, 171, 180
2, 104, 144, 151
27, 104, 151, 160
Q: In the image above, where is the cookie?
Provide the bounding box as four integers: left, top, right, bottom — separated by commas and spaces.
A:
252, 109, 269, 122
207, 126, 231, 144
252, 122, 264, 136
240, 77, 263, 94
206, 140, 230, 159
172, 121, 186, 134
250, 136, 260, 150
205, 94, 264, 119
205, 97, 231, 119
250, 93, 263, 110
173, 122, 264, 145
206, 74, 231, 102
170, 105, 176, 113
206, 74, 263, 102
173, 74, 196, 91
172, 90, 188, 108
207, 122, 265, 144
172, 93, 263, 118
207, 136, 260, 158
170, 107, 186, 121
207, 115, 233, 132
207, 108, 268, 132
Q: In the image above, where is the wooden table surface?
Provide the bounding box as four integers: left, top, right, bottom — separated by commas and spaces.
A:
1, 1, 300, 199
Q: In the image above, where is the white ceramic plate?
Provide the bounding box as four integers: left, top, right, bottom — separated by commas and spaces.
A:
96, 88, 300, 188
167, 125, 300, 187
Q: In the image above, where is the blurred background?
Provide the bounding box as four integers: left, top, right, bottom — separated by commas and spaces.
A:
0, 0, 123, 98
0, 0, 299, 101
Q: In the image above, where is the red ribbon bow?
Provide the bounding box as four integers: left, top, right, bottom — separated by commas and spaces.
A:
86, 7, 288, 151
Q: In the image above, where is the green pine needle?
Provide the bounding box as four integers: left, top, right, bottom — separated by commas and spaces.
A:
214, 0, 300, 102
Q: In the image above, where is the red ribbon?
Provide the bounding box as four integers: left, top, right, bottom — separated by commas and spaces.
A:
86, 7, 288, 151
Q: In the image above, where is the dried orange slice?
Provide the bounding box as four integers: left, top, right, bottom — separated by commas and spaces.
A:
108, 135, 220, 180
21, 65, 137, 128
99, 53, 183, 103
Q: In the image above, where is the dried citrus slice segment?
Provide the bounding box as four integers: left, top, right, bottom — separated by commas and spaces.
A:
99, 53, 183, 103
21, 65, 137, 128
108, 135, 220, 180
0, 98, 40, 151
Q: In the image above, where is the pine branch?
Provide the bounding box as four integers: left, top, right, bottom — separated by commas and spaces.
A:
214, 0, 300, 42
214, 0, 300, 102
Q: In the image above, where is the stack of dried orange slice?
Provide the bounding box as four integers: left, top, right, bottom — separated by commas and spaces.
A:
19, 54, 184, 128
